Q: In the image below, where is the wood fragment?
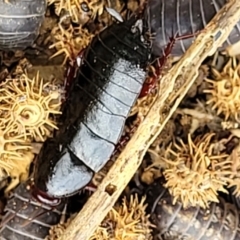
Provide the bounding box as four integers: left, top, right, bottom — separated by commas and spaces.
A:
60, 1, 240, 239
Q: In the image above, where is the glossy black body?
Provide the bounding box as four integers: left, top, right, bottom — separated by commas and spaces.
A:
0, 180, 67, 240
145, 0, 240, 57
145, 182, 240, 239
34, 16, 151, 198
0, 0, 46, 50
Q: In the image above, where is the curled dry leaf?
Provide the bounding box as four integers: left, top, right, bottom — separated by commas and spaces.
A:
162, 133, 232, 209
204, 56, 240, 122
0, 72, 62, 142
89, 194, 153, 240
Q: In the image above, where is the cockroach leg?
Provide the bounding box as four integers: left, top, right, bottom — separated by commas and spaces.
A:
113, 117, 141, 156
64, 48, 85, 99
139, 31, 200, 98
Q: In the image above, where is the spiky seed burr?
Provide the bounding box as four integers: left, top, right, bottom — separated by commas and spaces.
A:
162, 133, 232, 208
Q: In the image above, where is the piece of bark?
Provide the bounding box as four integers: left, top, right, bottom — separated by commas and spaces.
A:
60, 1, 240, 239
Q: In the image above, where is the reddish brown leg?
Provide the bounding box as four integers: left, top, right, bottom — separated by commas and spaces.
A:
114, 31, 200, 153
139, 31, 200, 98
112, 117, 141, 157
63, 48, 85, 100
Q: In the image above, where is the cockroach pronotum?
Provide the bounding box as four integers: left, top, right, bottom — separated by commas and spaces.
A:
0, 0, 46, 50
0, 179, 68, 240
145, 181, 240, 240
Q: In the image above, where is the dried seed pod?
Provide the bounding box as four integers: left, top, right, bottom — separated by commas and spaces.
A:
204, 57, 240, 121
0, 179, 68, 240
162, 133, 232, 209
225, 141, 240, 198
0, 72, 62, 142
89, 194, 153, 240
145, 181, 240, 240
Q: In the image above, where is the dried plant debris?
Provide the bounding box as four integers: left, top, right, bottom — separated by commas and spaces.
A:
45, 212, 75, 240
50, 23, 94, 64
92, 160, 114, 187
89, 194, 153, 240
146, 182, 240, 240
47, 0, 107, 24
0, 71, 63, 192
226, 141, 240, 196
176, 100, 223, 134
0, 72, 62, 142
204, 56, 240, 122
163, 133, 233, 209
47, 0, 108, 64
0, 128, 34, 193
146, 133, 234, 209
186, 64, 209, 98
45, 195, 153, 240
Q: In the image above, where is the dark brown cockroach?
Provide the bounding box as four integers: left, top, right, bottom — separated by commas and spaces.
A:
0, 0, 46, 50
145, 181, 240, 240
0, 179, 68, 240
144, 0, 240, 58
33, 4, 152, 203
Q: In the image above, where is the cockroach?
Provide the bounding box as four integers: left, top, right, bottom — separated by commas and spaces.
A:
0, 179, 68, 240
144, 0, 240, 58
0, 0, 46, 50
145, 181, 240, 240
33, 7, 152, 202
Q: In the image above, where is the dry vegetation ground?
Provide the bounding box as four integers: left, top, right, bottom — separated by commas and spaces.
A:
0, 0, 240, 239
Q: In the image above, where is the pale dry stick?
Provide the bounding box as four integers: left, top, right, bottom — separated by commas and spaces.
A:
60, 1, 240, 239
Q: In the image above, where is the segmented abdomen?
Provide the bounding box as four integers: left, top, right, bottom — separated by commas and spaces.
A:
66, 18, 151, 172
0, 180, 67, 240
0, 0, 46, 50
146, 182, 240, 240
145, 0, 240, 57
34, 17, 151, 197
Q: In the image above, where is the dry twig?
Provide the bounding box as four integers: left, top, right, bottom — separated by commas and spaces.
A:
60, 1, 240, 239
